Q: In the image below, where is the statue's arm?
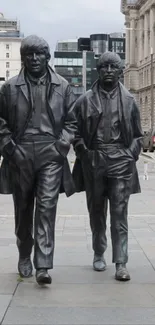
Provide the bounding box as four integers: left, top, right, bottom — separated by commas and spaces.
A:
62, 84, 77, 144
129, 99, 143, 161
73, 98, 88, 159
55, 84, 77, 157
0, 85, 16, 157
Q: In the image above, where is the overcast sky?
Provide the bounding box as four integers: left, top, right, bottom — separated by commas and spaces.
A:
1, 0, 125, 54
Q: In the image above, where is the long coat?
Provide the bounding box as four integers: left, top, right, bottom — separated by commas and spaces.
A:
72, 81, 143, 195
0, 67, 77, 197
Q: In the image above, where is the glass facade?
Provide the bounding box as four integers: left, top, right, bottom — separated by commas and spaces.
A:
86, 52, 97, 90
90, 34, 109, 56
54, 34, 126, 96
54, 51, 83, 98
55, 66, 82, 76
56, 41, 78, 52
111, 40, 124, 53
54, 58, 83, 66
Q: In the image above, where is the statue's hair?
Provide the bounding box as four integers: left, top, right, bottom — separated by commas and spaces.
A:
20, 35, 51, 60
97, 51, 122, 71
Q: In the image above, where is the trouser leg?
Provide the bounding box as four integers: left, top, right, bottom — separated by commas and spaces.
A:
33, 160, 63, 269
108, 177, 131, 264
10, 144, 35, 257
82, 156, 108, 256
13, 190, 34, 257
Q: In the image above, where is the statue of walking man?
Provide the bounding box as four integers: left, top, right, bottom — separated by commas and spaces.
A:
0, 35, 76, 285
73, 52, 142, 281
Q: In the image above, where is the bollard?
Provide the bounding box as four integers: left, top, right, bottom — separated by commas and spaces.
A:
143, 161, 149, 180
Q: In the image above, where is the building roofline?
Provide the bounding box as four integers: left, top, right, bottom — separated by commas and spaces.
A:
121, 0, 147, 14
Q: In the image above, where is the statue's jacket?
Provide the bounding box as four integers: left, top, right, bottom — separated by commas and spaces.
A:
72, 81, 143, 194
0, 67, 77, 196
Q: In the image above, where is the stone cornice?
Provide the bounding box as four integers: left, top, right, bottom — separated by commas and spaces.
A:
121, 0, 148, 14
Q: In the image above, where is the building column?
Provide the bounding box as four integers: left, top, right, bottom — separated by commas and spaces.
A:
144, 12, 148, 58
150, 5, 155, 53
139, 16, 144, 61
125, 25, 130, 64
130, 19, 135, 65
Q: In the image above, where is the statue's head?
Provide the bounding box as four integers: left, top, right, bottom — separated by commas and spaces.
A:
20, 35, 51, 77
97, 51, 122, 90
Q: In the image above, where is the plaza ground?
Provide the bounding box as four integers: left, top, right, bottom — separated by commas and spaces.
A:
0, 153, 155, 324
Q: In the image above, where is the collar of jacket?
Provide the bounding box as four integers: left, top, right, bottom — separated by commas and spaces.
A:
91, 79, 133, 99
15, 66, 61, 86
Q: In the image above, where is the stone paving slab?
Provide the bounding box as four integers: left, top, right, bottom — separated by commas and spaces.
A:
1, 158, 155, 324
0, 295, 12, 324
10, 282, 155, 308
3, 306, 155, 325
0, 274, 18, 294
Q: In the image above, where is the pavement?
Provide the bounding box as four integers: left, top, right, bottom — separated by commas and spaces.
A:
0, 153, 155, 324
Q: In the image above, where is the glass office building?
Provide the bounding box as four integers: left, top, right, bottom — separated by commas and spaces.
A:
55, 39, 78, 52
54, 51, 83, 98
90, 34, 109, 57
54, 34, 126, 97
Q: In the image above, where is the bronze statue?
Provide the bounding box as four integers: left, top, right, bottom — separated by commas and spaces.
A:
73, 52, 142, 281
0, 35, 76, 285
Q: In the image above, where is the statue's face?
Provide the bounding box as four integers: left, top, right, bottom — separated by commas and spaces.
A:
23, 49, 47, 77
98, 57, 121, 88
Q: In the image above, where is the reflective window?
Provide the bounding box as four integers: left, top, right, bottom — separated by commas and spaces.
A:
54, 57, 83, 66
57, 41, 78, 52
111, 41, 124, 53
55, 66, 82, 76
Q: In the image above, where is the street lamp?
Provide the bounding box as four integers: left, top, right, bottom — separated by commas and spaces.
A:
125, 27, 154, 131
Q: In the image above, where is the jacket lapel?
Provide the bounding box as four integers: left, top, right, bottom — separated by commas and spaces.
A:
118, 82, 133, 146
87, 85, 103, 146
15, 69, 33, 137
20, 84, 29, 103
47, 68, 61, 128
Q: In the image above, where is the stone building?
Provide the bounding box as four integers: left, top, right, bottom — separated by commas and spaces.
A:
0, 13, 24, 87
121, 0, 155, 131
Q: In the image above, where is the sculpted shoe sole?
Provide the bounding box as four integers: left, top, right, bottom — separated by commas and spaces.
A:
93, 261, 107, 272
18, 258, 33, 278
115, 271, 131, 281
36, 272, 52, 285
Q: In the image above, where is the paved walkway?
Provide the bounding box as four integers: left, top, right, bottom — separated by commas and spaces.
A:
0, 156, 155, 324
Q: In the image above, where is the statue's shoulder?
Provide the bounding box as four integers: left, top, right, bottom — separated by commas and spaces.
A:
119, 82, 133, 99
54, 72, 68, 85
0, 75, 18, 93
75, 89, 93, 106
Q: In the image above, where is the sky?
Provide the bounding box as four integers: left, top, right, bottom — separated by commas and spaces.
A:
1, 0, 125, 55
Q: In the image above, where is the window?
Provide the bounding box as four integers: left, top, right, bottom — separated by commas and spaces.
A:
6, 44, 10, 50
54, 57, 83, 66
6, 70, 10, 78
6, 53, 9, 58
6, 62, 10, 68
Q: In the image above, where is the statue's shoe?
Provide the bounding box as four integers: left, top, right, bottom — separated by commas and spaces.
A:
36, 269, 52, 285
115, 264, 130, 281
18, 257, 33, 278
93, 254, 106, 271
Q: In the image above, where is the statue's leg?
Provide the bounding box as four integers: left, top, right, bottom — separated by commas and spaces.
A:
82, 158, 108, 270
33, 141, 64, 280
10, 144, 35, 278
108, 177, 131, 281
13, 191, 34, 258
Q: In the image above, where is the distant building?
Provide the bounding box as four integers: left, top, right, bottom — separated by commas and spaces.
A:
121, 0, 155, 131
54, 47, 83, 98
0, 13, 24, 84
54, 33, 125, 98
